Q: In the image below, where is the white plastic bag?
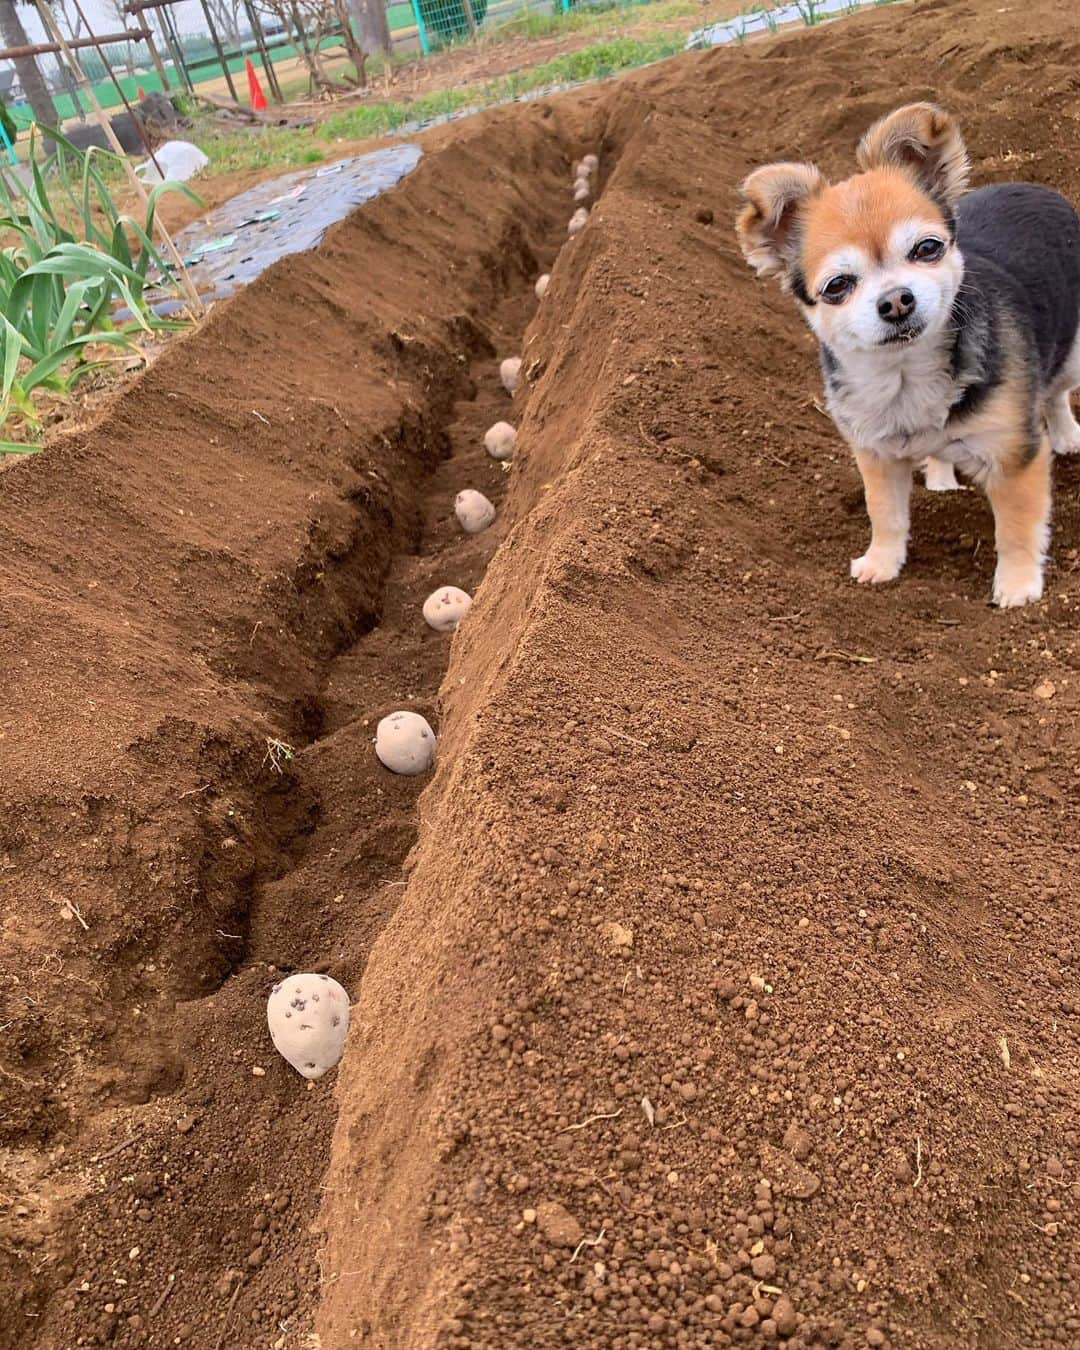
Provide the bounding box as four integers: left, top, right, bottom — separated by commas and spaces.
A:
136, 140, 209, 184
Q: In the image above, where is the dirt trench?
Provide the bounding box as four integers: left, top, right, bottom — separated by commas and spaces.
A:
0, 100, 591, 1347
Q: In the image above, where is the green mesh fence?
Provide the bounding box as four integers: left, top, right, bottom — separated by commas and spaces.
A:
414, 0, 491, 46
399, 0, 670, 56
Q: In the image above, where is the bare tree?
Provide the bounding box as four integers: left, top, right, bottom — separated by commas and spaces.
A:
332, 0, 367, 81
349, 0, 388, 55
206, 0, 243, 44
99, 0, 139, 75
49, 0, 85, 41
0, 0, 59, 129
256, 0, 368, 93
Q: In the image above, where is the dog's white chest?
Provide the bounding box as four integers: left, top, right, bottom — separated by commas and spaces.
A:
825, 345, 958, 458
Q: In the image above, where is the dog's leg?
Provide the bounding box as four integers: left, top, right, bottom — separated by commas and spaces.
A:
850, 449, 913, 585
1046, 389, 1080, 455
923, 456, 961, 491
985, 439, 1051, 607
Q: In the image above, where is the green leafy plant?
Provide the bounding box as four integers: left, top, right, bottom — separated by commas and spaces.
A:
795, 0, 822, 22
0, 126, 200, 452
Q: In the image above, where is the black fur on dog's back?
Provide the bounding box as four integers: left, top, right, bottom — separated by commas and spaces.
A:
957, 184, 1080, 385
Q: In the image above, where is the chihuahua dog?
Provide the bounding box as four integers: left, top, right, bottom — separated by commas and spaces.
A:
736, 103, 1080, 607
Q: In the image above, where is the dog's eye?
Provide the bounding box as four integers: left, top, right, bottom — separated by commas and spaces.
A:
821, 275, 855, 304
910, 237, 946, 262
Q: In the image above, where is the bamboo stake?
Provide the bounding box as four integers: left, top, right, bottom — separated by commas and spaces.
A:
33, 0, 204, 317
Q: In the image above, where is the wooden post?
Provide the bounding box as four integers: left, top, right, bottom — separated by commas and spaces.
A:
198, 0, 239, 101
460, 0, 477, 37
144, 28, 171, 89
160, 5, 194, 93
33, 0, 204, 317
242, 0, 284, 102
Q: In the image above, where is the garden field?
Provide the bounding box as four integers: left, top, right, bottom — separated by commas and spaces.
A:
1, 0, 1078, 1346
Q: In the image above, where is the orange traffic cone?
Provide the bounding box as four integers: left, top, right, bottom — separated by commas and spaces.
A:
137, 85, 146, 101
245, 58, 267, 112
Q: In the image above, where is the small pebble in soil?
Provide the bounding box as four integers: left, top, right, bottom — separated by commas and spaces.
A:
499, 357, 522, 394
534, 274, 550, 301
455, 489, 496, 534
266, 972, 350, 1079
535, 1201, 583, 1247
484, 421, 516, 461
374, 710, 437, 775
567, 207, 589, 237
574, 182, 590, 204
583, 153, 599, 173
422, 586, 472, 633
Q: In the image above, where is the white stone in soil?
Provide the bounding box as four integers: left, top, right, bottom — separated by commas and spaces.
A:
574, 159, 593, 180
455, 489, 496, 534
266, 973, 350, 1080
583, 153, 599, 173
422, 586, 472, 633
568, 207, 589, 237
574, 183, 590, 204
375, 710, 437, 774
484, 421, 516, 461
499, 357, 522, 394
534, 273, 550, 300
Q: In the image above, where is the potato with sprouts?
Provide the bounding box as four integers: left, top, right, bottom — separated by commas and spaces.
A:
375, 710, 437, 775
455, 489, 496, 534
422, 586, 472, 633
484, 421, 516, 461
267, 973, 350, 1079
499, 357, 521, 393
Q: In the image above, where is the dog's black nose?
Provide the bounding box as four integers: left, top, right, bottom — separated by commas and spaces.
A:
877, 287, 917, 321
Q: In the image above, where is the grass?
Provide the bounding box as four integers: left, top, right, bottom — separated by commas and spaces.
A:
192, 125, 330, 175
323, 33, 685, 135
194, 31, 688, 172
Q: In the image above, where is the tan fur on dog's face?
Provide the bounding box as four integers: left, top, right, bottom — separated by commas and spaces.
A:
736, 104, 971, 355
798, 167, 963, 353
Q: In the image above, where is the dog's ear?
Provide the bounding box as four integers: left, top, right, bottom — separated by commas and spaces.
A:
856, 103, 969, 208
736, 162, 825, 281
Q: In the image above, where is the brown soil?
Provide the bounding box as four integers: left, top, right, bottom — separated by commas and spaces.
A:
2, 1, 1079, 1347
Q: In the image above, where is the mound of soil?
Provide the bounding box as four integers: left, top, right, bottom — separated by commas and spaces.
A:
1, 0, 1078, 1347
318, 2, 1080, 1347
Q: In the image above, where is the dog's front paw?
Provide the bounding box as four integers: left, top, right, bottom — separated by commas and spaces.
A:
850, 548, 905, 585
1049, 426, 1080, 456
992, 564, 1044, 608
